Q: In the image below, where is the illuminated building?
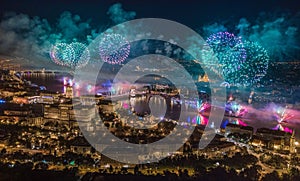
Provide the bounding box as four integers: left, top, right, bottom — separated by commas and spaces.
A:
12, 95, 41, 104
199, 135, 236, 158
27, 117, 44, 125
12, 96, 29, 104
65, 85, 73, 98
40, 92, 60, 104
254, 128, 295, 153
3, 105, 32, 116
74, 105, 96, 122
79, 95, 103, 105
58, 103, 74, 121
43, 101, 95, 128
44, 102, 75, 121
224, 123, 254, 137
0, 89, 26, 97
44, 104, 59, 119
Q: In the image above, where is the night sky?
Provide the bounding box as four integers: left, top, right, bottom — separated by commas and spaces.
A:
1, 0, 299, 28
0, 0, 300, 67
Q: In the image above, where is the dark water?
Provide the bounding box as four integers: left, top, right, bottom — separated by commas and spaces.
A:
21, 72, 71, 93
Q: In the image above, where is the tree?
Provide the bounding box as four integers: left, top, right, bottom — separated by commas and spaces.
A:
289, 167, 300, 178
109, 165, 113, 173
262, 171, 280, 181
134, 165, 139, 175
240, 166, 261, 181
34, 162, 48, 170
1, 148, 7, 154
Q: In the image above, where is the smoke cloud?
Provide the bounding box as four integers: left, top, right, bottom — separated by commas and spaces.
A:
202, 12, 300, 61
0, 3, 138, 68
202, 23, 228, 37
107, 3, 136, 24
0, 11, 94, 65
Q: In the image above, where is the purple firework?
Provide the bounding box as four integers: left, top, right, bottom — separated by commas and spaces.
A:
99, 34, 130, 64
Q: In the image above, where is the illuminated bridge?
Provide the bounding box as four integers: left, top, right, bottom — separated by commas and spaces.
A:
17, 69, 69, 76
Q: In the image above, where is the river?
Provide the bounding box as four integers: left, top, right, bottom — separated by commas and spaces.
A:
22, 72, 300, 138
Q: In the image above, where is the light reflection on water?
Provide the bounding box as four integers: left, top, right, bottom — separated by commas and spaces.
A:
22, 73, 300, 138
21, 72, 69, 93
119, 97, 300, 137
